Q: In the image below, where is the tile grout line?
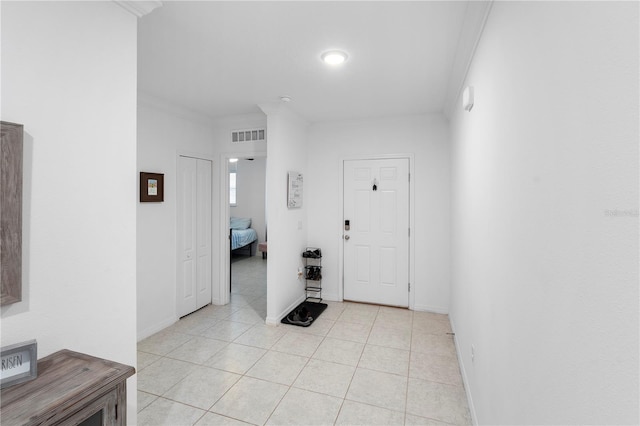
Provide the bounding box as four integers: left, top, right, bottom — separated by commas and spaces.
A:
403, 308, 415, 425
140, 263, 468, 426
264, 309, 339, 425
325, 306, 350, 425
139, 256, 269, 424
336, 306, 380, 424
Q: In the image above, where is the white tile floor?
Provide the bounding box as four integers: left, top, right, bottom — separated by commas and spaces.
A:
137, 256, 471, 425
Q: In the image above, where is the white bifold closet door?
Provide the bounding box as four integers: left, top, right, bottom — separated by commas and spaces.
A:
177, 156, 212, 318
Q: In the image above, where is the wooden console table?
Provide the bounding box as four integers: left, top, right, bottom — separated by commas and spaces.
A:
1, 349, 135, 425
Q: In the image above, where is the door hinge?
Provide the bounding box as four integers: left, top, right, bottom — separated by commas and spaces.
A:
408, 283, 411, 292
408, 172, 411, 182
408, 228, 410, 237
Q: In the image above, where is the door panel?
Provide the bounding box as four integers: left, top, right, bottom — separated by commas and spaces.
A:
177, 156, 212, 318
356, 245, 370, 283
380, 190, 396, 233
343, 158, 409, 307
183, 259, 195, 298
379, 247, 396, 285
196, 159, 212, 309
355, 190, 371, 232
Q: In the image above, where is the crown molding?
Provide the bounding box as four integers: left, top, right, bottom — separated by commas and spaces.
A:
113, 1, 162, 18
138, 91, 215, 126
443, 0, 493, 118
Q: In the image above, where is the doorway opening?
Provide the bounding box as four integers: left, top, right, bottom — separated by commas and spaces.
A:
222, 155, 267, 321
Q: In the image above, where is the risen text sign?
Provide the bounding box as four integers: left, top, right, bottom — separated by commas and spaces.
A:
0, 340, 37, 388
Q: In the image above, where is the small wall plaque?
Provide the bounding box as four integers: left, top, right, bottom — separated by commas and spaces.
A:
140, 172, 164, 202
287, 171, 303, 208
0, 340, 37, 389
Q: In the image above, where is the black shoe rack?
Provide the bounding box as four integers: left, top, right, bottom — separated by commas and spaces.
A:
302, 247, 322, 302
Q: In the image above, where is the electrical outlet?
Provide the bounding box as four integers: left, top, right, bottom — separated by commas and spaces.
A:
471, 344, 476, 363
297, 268, 303, 279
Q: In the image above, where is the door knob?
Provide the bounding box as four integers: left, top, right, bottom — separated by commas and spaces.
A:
344, 235, 350, 240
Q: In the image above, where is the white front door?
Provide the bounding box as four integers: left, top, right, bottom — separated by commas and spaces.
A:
177, 156, 212, 317
343, 158, 409, 307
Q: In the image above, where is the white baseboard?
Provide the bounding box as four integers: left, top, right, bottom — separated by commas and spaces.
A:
450, 317, 478, 425
320, 293, 340, 302
266, 294, 306, 326
137, 317, 177, 342
265, 317, 279, 326
413, 304, 449, 314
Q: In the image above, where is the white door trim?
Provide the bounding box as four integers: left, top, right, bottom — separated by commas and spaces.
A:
217, 152, 267, 307
339, 154, 415, 310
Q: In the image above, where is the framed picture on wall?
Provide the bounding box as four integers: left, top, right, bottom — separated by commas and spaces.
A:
140, 172, 164, 202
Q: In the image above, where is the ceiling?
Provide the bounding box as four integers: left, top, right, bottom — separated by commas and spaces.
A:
137, 1, 473, 123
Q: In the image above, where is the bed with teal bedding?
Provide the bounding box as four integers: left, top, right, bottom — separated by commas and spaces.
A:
230, 217, 258, 255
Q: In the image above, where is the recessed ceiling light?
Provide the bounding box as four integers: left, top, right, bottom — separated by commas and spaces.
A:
321, 50, 348, 65
280, 96, 292, 103
229, 158, 238, 163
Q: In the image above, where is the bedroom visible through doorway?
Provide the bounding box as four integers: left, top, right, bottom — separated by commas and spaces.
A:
228, 157, 267, 320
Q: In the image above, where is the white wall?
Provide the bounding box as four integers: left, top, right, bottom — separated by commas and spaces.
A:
211, 112, 267, 158
306, 115, 450, 311
0, 1, 138, 420
211, 109, 268, 248
210, 113, 267, 304
137, 96, 217, 339
232, 158, 267, 247
262, 105, 309, 324
138, 105, 269, 336
449, 2, 639, 424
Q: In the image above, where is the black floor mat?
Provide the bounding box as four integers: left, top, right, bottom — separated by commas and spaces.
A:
281, 301, 328, 327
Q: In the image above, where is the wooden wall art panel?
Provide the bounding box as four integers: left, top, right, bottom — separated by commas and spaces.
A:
1, 121, 23, 306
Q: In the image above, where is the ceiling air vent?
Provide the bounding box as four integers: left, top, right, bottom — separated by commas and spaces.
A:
232, 128, 266, 143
